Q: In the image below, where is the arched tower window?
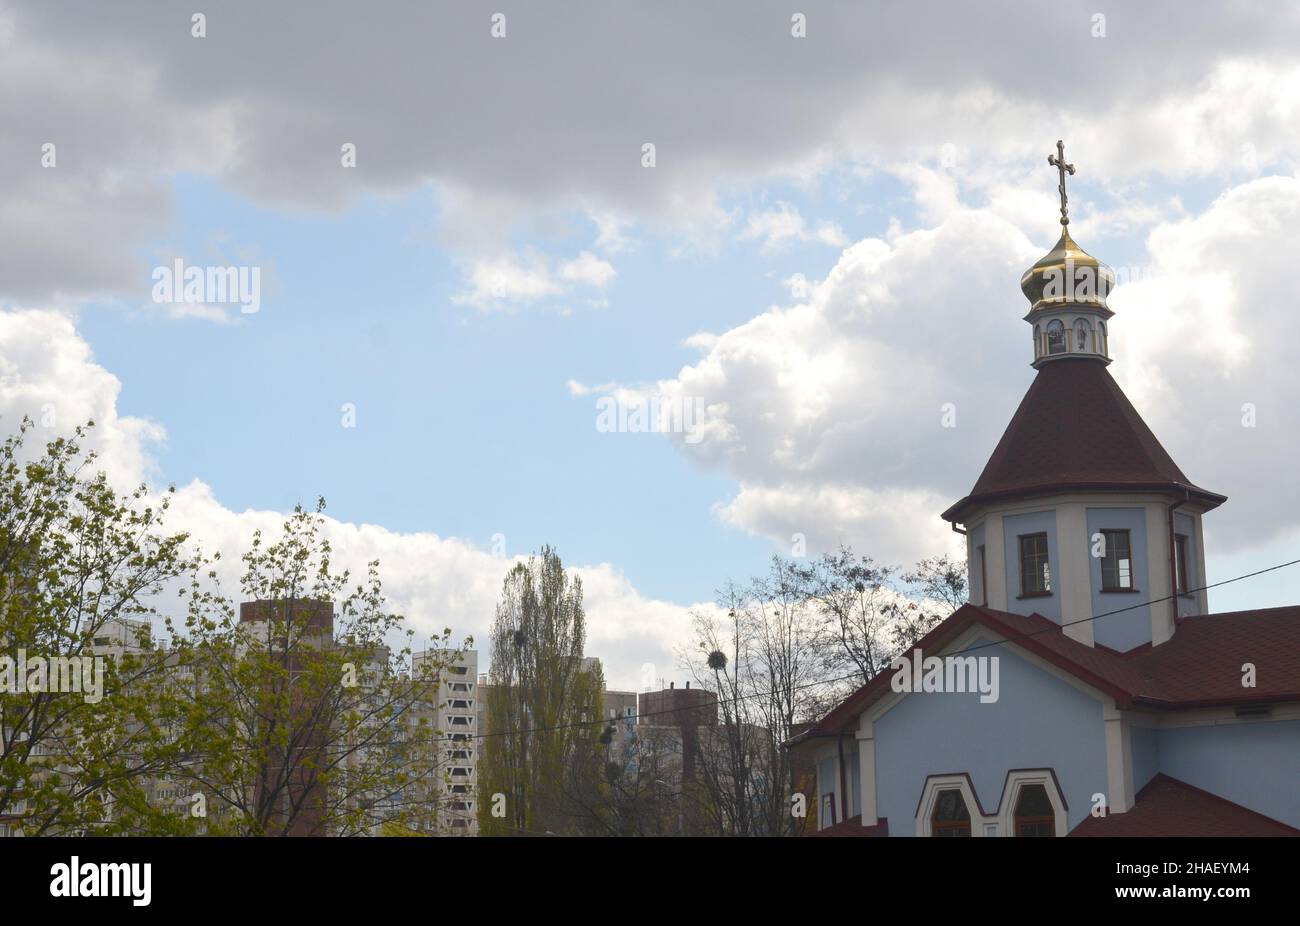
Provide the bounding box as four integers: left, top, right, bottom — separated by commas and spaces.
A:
1099, 322, 1108, 357
1073, 319, 1092, 353
931, 789, 972, 837
1046, 319, 1065, 355
1033, 324, 1041, 358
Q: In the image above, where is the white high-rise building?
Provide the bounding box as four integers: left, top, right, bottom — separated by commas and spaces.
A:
413, 648, 478, 835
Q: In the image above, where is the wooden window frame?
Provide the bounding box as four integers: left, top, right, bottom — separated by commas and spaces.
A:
1098, 528, 1137, 592
1012, 783, 1056, 837
1017, 532, 1052, 598
930, 789, 972, 838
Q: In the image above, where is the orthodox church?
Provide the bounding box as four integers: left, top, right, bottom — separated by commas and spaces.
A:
794, 144, 1300, 837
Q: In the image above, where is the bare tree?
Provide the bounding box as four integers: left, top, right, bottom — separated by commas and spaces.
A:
680, 561, 829, 836
558, 722, 684, 836
791, 547, 968, 696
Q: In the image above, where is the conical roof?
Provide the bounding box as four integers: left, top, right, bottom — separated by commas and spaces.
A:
942, 358, 1225, 522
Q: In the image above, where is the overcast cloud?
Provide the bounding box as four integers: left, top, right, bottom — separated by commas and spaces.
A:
2, 2, 1299, 685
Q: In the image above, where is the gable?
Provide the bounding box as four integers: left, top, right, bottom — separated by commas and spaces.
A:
870, 634, 1109, 835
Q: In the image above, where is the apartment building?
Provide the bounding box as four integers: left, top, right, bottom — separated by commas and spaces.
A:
413, 647, 479, 835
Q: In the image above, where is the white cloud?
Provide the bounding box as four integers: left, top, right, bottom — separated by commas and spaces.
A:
0, 307, 708, 688
594, 211, 1039, 562
566, 378, 621, 397
782, 273, 812, 299
740, 202, 848, 251
560, 250, 617, 288
6, 5, 1300, 310
165, 480, 701, 688
454, 251, 563, 309
1106, 175, 1300, 550
0, 309, 165, 490
620, 174, 1300, 565
455, 248, 616, 311
590, 212, 636, 255
717, 483, 961, 566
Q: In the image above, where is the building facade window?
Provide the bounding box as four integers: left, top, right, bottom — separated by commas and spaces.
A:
931, 789, 972, 837
1013, 784, 1055, 837
1099, 528, 1134, 590
1175, 533, 1190, 595
1018, 533, 1051, 597
977, 544, 987, 606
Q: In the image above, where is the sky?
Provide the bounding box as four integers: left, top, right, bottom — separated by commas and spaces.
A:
2, 1, 1300, 688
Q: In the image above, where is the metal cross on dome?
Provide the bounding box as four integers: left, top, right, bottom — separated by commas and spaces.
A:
1047, 139, 1075, 227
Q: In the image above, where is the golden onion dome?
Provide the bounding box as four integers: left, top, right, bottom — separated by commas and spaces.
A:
1019, 226, 1115, 314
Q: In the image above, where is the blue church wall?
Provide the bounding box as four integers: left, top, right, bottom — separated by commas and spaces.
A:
1002, 510, 1061, 622
872, 638, 1106, 835
1156, 720, 1300, 828
1087, 507, 1152, 651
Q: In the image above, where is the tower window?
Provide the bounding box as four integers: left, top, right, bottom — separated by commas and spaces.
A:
931, 789, 971, 837
1046, 320, 1066, 355
1099, 529, 1134, 591
977, 544, 987, 606
1174, 533, 1191, 595
1018, 533, 1051, 597
1099, 322, 1108, 357
1013, 784, 1056, 837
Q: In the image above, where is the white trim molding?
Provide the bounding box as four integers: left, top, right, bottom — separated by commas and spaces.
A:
856, 715, 878, 826
1103, 700, 1136, 813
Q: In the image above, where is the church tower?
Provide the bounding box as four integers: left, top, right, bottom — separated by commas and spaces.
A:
942, 142, 1225, 650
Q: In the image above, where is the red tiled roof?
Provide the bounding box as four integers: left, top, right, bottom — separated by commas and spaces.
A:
1070, 774, 1300, 836
796, 602, 1300, 739
805, 815, 889, 837
943, 358, 1225, 522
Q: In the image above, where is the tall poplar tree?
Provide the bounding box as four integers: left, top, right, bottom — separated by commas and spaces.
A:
477, 547, 603, 836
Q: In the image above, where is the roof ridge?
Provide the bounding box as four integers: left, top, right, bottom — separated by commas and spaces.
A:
1138, 774, 1300, 833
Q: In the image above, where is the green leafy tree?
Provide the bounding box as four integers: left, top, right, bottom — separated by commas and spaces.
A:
0, 419, 204, 835
172, 501, 464, 836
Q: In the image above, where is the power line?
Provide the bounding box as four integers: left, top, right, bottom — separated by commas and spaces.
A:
456, 557, 1299, 836
945, 555, 1300, 659
455, 554, 1300, 745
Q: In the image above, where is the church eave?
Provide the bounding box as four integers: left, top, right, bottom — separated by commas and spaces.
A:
941, 480, 1228, 525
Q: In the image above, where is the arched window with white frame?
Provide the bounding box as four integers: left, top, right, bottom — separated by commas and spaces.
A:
915, 774, 987, 837
997, 770, 1068, 837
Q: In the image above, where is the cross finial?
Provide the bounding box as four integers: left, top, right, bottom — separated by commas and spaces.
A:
1047, 139, 1075, 227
